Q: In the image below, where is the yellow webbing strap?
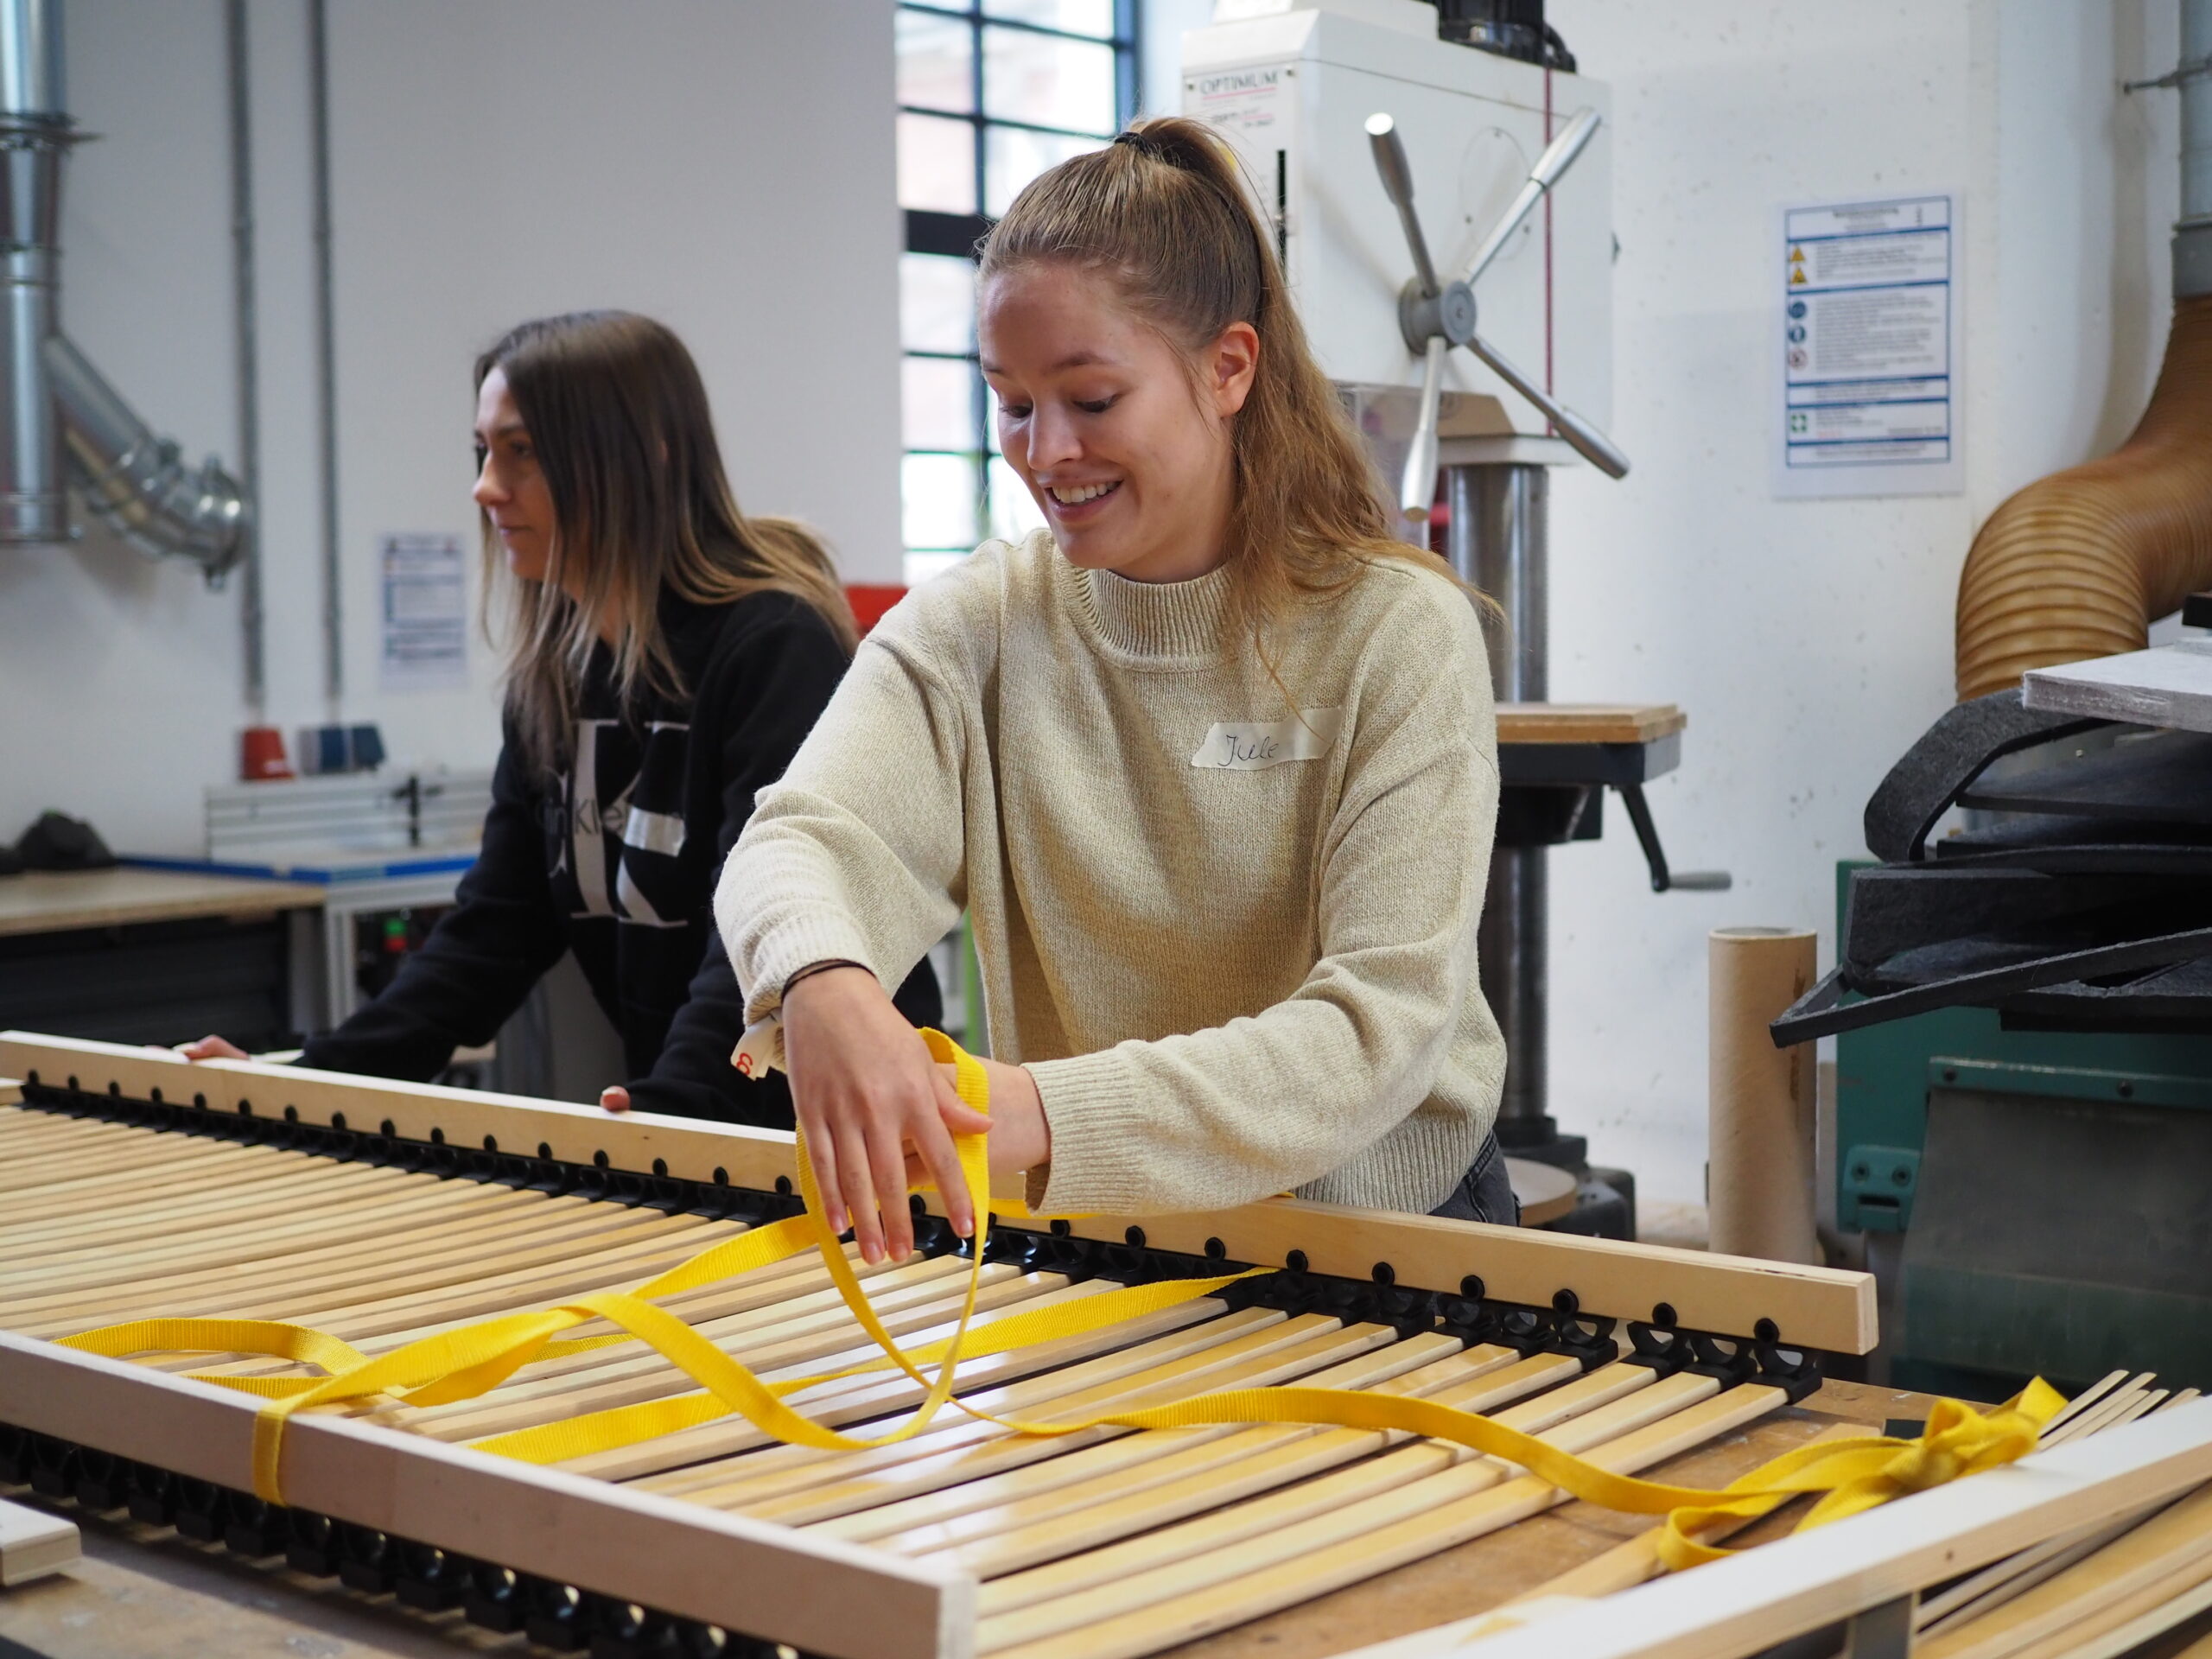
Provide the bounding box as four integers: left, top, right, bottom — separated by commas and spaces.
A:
57, 1030, 2065, 1561
1655, 1381, 2066, 1567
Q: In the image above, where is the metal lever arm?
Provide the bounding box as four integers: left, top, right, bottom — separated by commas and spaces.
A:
1463, 106, 1602, 289
1365, 112, 1440, 296
1618, 784, 1731, 893
1401, 337, 1446, 519
1463, 330, 1630, 479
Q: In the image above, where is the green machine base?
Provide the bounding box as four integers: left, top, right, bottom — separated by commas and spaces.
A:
1834, 863, 2212, 1394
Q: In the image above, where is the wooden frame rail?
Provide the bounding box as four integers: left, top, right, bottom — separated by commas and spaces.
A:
0, 1328, 966, 1659
0, 1032, 1874, 1353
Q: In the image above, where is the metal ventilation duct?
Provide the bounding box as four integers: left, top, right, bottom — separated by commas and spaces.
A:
1952, 0, 2212, 699
0, 0, 246, 577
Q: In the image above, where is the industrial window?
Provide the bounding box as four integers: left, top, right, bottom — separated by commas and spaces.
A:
897, 0, 1140, 588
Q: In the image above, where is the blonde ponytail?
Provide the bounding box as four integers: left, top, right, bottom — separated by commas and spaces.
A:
980, 116, 1436, 651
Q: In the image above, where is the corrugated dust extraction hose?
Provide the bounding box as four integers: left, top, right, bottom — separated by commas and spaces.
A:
1955, 295, 2212, 702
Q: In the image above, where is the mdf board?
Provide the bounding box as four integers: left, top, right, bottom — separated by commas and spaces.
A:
0, 1033, 1878, 1659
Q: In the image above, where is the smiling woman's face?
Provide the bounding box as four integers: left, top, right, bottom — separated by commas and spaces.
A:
980, 263, 1256, 585
472, 366, 556, 584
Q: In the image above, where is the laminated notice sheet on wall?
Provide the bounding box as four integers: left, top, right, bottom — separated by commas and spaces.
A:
1774, 192, 1961, 499
378, 533, 468, 692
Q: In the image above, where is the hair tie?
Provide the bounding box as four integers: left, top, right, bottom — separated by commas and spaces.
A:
1113, 128, 1170, 162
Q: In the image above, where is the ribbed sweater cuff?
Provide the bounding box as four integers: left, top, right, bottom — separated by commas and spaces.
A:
734, 908, 883, 1023
1024, 1049, 1155, 1215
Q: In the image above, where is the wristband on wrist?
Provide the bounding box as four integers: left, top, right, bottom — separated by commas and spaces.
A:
782, 958, 865, 1000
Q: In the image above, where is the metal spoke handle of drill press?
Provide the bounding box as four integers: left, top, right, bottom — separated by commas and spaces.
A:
1363, 106, 1630, 517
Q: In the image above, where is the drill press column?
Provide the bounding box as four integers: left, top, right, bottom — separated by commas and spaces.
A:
1446, 461, 1570, 1157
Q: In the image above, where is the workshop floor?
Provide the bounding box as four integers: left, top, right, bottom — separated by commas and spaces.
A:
1637, 1200, 1709, 1251
0, 1511, 518, 1659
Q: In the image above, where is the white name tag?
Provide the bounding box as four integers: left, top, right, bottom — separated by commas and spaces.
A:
1190, 707, 1344, 772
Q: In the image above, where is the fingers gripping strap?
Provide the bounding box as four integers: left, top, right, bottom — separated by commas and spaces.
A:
59, 1029, 2066, 1560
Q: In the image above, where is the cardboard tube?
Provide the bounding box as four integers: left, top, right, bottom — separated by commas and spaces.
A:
1708, 927, 1819, 1264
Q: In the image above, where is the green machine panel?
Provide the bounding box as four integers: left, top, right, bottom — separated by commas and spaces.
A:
1833, 862, 2212, 1390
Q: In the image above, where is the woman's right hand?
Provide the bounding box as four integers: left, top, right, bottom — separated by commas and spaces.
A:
780, 965, 984, 1262
176, 1035, 250, 1061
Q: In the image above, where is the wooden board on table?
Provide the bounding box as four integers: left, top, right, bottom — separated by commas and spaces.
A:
1496, 705, 1687, 747
0, 1033, 1878, 1352
0, 1492, 79, 1587
0, 868, 326, 938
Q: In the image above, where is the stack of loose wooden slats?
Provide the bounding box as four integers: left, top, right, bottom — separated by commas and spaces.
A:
1410, 1368, 2212, 1659
1907, 1370, 2212, 1659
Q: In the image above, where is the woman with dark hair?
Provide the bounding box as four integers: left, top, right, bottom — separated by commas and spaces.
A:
184, 310, 938, 1122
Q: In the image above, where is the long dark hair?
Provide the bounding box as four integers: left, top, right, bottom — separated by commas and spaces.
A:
478, 311, 857, 770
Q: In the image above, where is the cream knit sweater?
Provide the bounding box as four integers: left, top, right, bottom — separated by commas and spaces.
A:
715, 530, 1503, 1216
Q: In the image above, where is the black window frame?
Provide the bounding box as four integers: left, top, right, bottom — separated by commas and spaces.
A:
897, 0, 1141, 573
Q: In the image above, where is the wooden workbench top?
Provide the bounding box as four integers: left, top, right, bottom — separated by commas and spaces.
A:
1496, 703, 1688, 746
0, 868, 326, 938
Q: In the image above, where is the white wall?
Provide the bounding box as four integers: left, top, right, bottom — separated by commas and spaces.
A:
1538, 0, 2183, 1203
0, 0, 899, 856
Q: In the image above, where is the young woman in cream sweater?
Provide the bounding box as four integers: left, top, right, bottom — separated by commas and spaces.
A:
718, 118, 1509, 1262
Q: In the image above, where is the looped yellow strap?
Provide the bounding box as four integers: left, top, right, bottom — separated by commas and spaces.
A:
1656, 1378, 2067, 1568
57, 1027, 2068, 1558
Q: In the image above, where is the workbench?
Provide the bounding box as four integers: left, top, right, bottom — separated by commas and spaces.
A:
0, 868, 326, 1051
0, 868, 324, 939
0, 1380, 1941, 1659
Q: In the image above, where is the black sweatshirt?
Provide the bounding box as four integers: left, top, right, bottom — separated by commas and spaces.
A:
298, 589, 941, 1123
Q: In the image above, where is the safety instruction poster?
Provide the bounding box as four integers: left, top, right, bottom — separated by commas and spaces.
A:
378, 533, 468, 691
1774, 192, 1961, 498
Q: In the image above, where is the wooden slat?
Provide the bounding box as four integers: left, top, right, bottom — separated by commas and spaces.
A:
1, 1033, 1879, 1351
1917, 1388, 2192, 1638
977, 1363, 1689, 1627
980, 1376, 1778, 1659
690, 1316, 1369, 1518
600, 1300, 1255, 1488
874, 1337, 1484, 1569
793, 1324, 1412, 1538
1917, 1481, 2212, 1659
